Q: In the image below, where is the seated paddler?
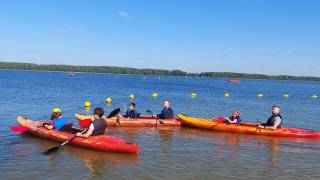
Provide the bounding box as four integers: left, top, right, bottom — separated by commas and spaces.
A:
153, 100, 174, 119
258, 105, 282, 130
119, 103, 140, 118
76, 108, 107, 138
44, 108, 70, 131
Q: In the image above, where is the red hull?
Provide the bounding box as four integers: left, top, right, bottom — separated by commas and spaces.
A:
17, 117, 139, 154
228, 79, 240, 83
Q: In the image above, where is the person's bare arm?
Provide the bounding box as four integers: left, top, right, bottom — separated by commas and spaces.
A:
44, 124, 54, 130
264, 121, 280, 130
77, 129, 93, 138
258, 117, 281, 130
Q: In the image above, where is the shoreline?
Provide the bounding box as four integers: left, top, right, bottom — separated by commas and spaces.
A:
1, 68, 319, 83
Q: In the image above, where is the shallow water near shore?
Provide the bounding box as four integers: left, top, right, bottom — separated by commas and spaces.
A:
0, 70, 320, 179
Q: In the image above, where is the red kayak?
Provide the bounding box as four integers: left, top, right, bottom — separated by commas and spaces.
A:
75, 114, 181, 127
228, 79, 240, 83
16, 116, 139, 154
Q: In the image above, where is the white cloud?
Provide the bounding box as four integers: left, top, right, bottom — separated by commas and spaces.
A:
118, 10, 130, 18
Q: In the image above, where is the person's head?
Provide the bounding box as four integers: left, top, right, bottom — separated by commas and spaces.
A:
93, 108, 104, 119
51, 112, 62, 120
272, 105, 280, 115
129, 103, 136, 110
232, 111, 240, 118
51, 108, 62, 120
163, 100, 170, 108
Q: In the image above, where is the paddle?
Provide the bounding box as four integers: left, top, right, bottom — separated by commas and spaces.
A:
146, 110, 165, 125
107, 108, 121, 118
255, 117, 262, 133
116, 117, 121, 125
43, 129, 87, 155
43, 108, 121, 155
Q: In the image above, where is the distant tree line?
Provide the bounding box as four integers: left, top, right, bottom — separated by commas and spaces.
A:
0, 61, 319, 81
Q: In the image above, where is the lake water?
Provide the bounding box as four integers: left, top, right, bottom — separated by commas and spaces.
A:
0, 70, 319, 180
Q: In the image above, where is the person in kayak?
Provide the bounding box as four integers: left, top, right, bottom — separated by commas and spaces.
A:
224, 111, 241, 124
76, 107, 107, 138
258, 105, 282, 130
119, 103, 140, 118
153, 100, 174, 119
44, 108, 71, 131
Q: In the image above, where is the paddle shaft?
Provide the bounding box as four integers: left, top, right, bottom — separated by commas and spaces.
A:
146, 110, 165, 125
61, 129, 87, 146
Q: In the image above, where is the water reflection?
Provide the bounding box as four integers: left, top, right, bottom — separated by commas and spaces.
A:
176, 127, 320, 166
106, 127, 176, 155
17, 134, 138, 179
158, 128, 174, 155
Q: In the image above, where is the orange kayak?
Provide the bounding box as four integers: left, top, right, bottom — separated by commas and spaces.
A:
17, 116, 139, 154
75, 114, 181, 127
177, 114, 320, 138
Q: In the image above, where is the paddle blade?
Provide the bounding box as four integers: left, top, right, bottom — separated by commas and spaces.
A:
9, 126, 30, 133
107, 108, 121, 118
43, 145, 63, 155
78, 119, 92, 127
146, 110, 153, 115
116, 117, 121, 124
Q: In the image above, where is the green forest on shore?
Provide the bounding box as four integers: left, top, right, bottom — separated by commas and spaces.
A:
1, 61, 319, 81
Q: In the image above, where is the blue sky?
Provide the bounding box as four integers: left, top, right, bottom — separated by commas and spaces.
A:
0, 0, 319, 76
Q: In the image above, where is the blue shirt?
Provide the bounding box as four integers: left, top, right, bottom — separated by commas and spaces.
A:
158, 107, 174, 119
125, 109, 140, 118
53, 117, 68, 130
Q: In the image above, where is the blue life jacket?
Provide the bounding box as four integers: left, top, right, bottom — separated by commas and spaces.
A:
53, 117, 68, 131
159, 107, 174, 119
125, 109, 140, 118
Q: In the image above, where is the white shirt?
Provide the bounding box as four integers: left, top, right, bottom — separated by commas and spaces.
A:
89, 123, 94, 130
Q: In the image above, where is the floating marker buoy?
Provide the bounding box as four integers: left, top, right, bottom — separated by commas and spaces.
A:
257, 93, 264, 97
283, 94, 289, 98
311, 95, 318, 99
152, 92, 159, 97
84, 101, 91, 107
191, 92, 197, 97
105, 97, 112, 103
129, 94, 135, 100
52, 107, 61, 113
224, 93, 230, 97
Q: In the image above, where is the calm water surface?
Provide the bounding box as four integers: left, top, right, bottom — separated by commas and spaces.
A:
0, 70, 319, 180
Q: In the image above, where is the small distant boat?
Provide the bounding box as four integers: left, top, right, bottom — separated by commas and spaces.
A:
68, 73, 76, 76
228, 79, 240, 83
